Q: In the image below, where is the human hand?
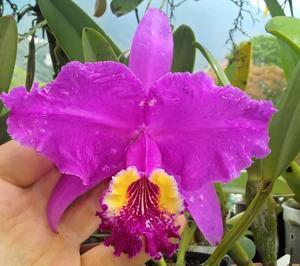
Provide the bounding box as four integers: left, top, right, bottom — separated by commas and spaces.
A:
0, 141, 185, 266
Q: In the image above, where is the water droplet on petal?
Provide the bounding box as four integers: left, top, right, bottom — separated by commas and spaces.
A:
111, 148, 117, 155
102, 165, 110, 172
148, 98, 157, 107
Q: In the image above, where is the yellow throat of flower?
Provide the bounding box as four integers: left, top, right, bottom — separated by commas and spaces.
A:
103, 167, 183, 217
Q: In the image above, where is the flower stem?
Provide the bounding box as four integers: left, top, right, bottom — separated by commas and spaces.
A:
246, 162, 278, 265
214, 183, 227, 221
155, 258, 167, 266
204, 181, 274, 266
176, 221, 197, 266
215, 183, 254, 266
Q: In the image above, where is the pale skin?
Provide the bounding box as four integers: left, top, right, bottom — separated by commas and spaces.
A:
0, 141, 185, 266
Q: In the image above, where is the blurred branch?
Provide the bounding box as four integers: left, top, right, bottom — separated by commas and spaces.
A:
19, 20, 47, 42
165, 0, 256, 48
25, 34, 35, 90
134, 8, 140, 23
166, 0, 188, 20
5, 0, 17, 13
17, 5, 34, 22
227, 0, 255, 48
1, 0, 18, 16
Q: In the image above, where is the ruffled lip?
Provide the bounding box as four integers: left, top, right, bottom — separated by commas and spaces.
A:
97, 167, 183, 259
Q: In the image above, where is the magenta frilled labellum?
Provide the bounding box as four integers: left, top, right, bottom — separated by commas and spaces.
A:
1, 8, 276, 259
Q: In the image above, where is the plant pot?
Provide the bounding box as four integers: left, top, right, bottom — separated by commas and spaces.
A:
282, 199, 300, 263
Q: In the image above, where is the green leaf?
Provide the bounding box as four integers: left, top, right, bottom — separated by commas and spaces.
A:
266, 17, 300, 56
224, 63, 237, 83
111, 0, 144, 17
94, 0, 107, 17
272, 177, 293, 196
0, 113, 10, 144
225, 42, 252, 90
194, 42, 230, 86
25, 35, 35, 91
263, 0, 285, 17
0, 16, 17, 94
264, 3, 299, 80
222, 171, 247, 194
82, 27, 117, 62
283, 162, 300, 204
39, 0, 122, 62
171, 25, 196, 73
262, 61, 300, 181
223, 172, 293, 197
278, 39, 300, 80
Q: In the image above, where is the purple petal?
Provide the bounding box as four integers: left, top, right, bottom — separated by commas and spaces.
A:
129, 8, 173, 91
126, 133, 162, 174
47, 173, 109, 230
146, 72, 276, 190
2, 61, 146, 229
181, 183, 223, 245
2, 61, 145, 185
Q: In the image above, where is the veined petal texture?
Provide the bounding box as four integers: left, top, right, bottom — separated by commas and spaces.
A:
2, 61, 146, 185
129, 8, 173, 91
181, 183, 223, 245
146, 72, 276, 190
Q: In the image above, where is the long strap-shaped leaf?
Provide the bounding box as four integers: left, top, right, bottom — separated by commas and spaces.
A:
225, 42, 252, 91
111, 0, 144, 17
0, 16, 17, 106
39, 0, 123, 62
283, 162, 300, 204
172, 25, 196, 73
264, 0, 285, 16
264, 0, 299, 80
82, 27, 117, 62
0, 112, 10, 144
193, 42, 230, 86
266, 16, 300, 56
262, 60, 300, 181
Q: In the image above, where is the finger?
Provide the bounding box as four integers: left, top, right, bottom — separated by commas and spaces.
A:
29, 168, 62, 200
80, 243, 100, 255
59, 179, 109, 243
80, 215, 186, 266
172, 214, 186, 238
81, 244, 150, 266
0, 141, 54, 187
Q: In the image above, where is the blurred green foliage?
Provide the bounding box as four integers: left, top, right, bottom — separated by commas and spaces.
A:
251, 35, 281, 67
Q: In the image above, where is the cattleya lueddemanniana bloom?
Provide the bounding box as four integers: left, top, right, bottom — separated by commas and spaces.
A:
1, 8, 275, 259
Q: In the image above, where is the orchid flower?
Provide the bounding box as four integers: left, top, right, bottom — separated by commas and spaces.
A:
1, 8, 275, 259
